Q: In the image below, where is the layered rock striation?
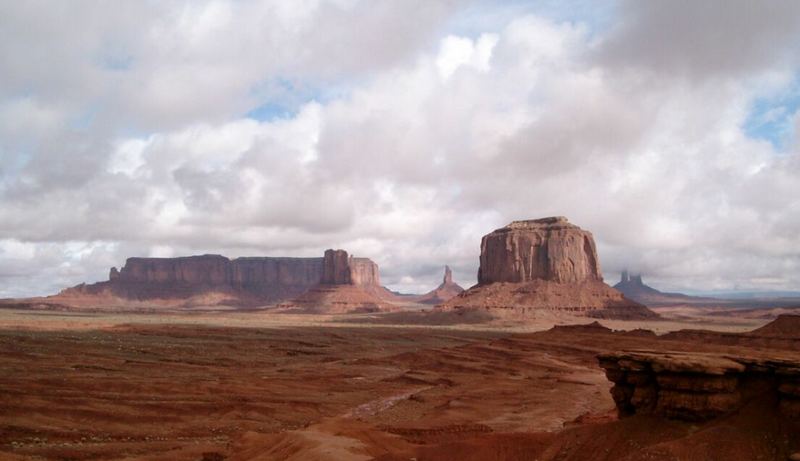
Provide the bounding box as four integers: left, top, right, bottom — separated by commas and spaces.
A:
478, 217, 601, 284
598, 349, 800, 421
440, 217, 656, 319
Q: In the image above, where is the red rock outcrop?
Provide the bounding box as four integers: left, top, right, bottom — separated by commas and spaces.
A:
751, 314, 800, 339
598, 349, 800, 421
322, 249, 351, 284
280, 249, 397, 313
55, 254, 324, 307
417, 266, 465, 305
478, 216, 602, 284
439, 217, 656, 319
350, 258, 381, 288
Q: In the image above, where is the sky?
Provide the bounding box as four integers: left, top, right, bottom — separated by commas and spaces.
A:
1, 0, 800, 297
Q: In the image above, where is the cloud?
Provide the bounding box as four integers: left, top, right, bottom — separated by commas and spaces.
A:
596, 0, 800, 78
1, 1, 800, 297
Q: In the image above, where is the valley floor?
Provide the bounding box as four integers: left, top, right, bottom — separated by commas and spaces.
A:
0, 308, 796, 460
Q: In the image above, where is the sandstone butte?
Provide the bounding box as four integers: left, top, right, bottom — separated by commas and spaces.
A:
416, 265, 466, 305
31, 249, 465, 311
439, 216, 657, 319
48, 249, 394, 310
279, 249, 399, 313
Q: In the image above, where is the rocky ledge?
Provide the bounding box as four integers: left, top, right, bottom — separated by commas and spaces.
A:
598, 350, 800, 421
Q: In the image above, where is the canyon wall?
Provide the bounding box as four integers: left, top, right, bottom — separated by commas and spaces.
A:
598, 350, 800, 421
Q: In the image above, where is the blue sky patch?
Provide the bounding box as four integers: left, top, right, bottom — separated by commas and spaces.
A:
246, 101, 297, 121
246, 77, 349, 122
447, 0, 616, 40
744, 79, 800, 151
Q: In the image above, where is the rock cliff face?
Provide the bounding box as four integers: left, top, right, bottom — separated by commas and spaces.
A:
58, 254, 324, 306
280, 249, 395, 313
322, 250, 351, 284
440, 217, 656, 319
598, 349, 800, 421
349, 257, 381, 287
54, 248, 393, 310
320, 250, 382, 287
478, 217, 601, 285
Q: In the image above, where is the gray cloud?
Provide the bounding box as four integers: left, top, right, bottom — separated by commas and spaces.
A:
596, 0, 800, 77
1, 0, 800, 297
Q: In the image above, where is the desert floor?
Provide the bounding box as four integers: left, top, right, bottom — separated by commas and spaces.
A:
0, 307, 795, 460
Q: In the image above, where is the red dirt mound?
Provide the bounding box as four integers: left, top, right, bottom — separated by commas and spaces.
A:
751, 314, 800, 338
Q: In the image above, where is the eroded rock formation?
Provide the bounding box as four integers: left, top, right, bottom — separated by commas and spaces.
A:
613, 271, 706, 307
280, 249, 396, 313
598, 350, 800, 421
49, 248, 396, 311
322, 249, 351, 284
439, 217, 656, 319
56, 254, 325, 307
349, 257, 381, 287
478, 217, 602, 284
418, 265, 465, 305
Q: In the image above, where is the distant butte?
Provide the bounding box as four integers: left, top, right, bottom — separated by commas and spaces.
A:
613, 271, 709, 307
50, 254, 324, 308
417, 265, 465, 305
278, 249, 398, 313
439, 217, 657, 319
34, 249, 398, 311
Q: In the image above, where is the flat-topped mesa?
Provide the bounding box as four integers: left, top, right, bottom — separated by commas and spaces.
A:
478, 216, 602, 285
112, 254, 324, 289
57, 254, 325, 306
439, 217, 656, 319
118, 254, 231, 285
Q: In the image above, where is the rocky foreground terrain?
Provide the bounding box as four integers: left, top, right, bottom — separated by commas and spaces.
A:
0, 311, 797, 460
